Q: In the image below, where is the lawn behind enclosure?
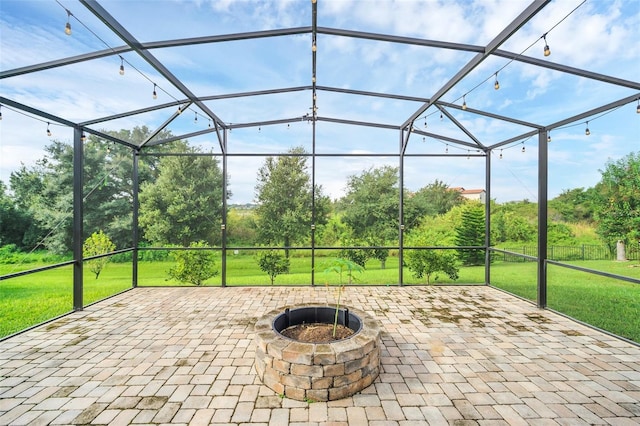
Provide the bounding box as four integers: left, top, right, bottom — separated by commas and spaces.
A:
1, 256, 638, 342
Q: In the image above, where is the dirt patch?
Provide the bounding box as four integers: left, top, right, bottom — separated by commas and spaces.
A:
280, 323, 354, 343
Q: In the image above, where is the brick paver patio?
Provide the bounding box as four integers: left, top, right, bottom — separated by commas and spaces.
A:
1, 286, 639, 425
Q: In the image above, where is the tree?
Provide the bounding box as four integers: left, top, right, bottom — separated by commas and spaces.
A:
254, 146, 330, 257
256, 250, 290, 285
549, 187, 597, 223
455, 202, 486, 265
0, 181, 32, 248
592, 152, 640, 248
167, 241, 218, 285
405, 230, 459, 285
339, 166, 399, 267
404, 179, 464, 228
139, 142, 226, 246
7, 126, 174, 254
83, 230, 116, 279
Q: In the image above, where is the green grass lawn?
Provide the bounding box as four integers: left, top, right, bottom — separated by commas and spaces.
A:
1, 256, 638, 342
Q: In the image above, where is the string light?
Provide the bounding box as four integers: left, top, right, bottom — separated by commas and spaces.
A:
208, 120, 212, 128
194, 112, 198, 123
64, 10, 72, 35
312, 43, 317, 52
445, 144, 449, 154
152, 83, 157, 99
542, 34, 551, 57
636, 99, 640, 114
499, 149, 503, 159
177, 105, 183, 114
81, 133, 86, 142
462, 95, 467, 110
424, 117, 427, 127
422, 136, 426, 143
585, 121, 590, 136
287, 123, 290, 129
494, 72, 500, 90
547, 131, 551, 143
440, 112, 443, 121
521, 143, 526, 153
46, 122, 52, 137
119, 57, 125, 75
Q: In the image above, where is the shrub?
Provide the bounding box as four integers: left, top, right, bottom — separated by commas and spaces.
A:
256, 250, 290, 285
167, 241, 218, 286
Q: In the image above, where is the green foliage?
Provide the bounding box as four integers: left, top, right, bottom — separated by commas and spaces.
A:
323, 257, 365, 285
405, 226, 459, 285
139, 142, 226, 246
455, 202, 486, 265
404, 179, 464, 227
340, 166, 399, 243
226, 208, 258, 246
254, 146, 330, 257
549, 187, 597, 223
83, 230, 116, 279
167, 241, 218, 286
339, 238, 370, 268
592, 152, 640, 247
256, 250, 290, 285
406, 249, 459, 285
6, 126, 174, 254
0, 182, 33, 248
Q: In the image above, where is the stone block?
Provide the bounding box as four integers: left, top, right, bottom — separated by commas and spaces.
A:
311, 376, 334, 390
282, 343, 313, 365
284, 386, 305, 401
272, 358, 290, 374
282, 373, 311, 390
306, 388, 329, 402
291, 364, 323, 378
323, 363, 345, 377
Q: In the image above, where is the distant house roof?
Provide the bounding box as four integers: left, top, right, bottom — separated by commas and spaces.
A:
450, 187, 485, 195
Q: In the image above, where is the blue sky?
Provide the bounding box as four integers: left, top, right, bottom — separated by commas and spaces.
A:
1, 0, 639, 204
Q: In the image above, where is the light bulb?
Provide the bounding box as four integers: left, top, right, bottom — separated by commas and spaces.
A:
312, 76, 316, 83
440, 112, 443, 121
65, 11, 72, 35
81, 133, 86, 142
547, 134, 551, 143
543, 35, 550, 57
499, 150, 503, 159
194, 112, 198, 123
585, 123, 590, 136
494, 73, 499, 90
462, 95, 467, 110
119, 58, 125, 75
422, 137, 425, 143
424, 118, 427, 127
152, 84, 157, 99
47, 123, 52, 137
636, 100, 640, 114
521, 145, 525, 153
312, 43, 317, 52
445, 145, 449, 154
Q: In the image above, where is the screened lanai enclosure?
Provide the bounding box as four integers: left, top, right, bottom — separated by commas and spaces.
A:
1, 0, 639, 342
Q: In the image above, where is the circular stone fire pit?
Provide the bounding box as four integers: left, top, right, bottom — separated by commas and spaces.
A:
254, 305, 381, 401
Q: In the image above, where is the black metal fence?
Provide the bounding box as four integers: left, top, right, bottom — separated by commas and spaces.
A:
498, 244, 640, 262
